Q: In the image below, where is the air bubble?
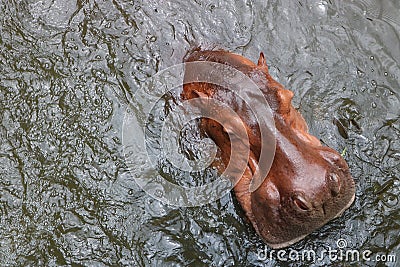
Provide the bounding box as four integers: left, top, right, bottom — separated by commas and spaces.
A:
371, 102, 377, 108
384, 194, 398, 207
370, 56, 374, 60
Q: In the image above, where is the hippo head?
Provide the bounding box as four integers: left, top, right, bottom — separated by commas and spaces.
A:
182, 49, 356, 248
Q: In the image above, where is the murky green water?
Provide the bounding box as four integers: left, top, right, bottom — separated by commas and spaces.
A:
0, 0, 399, 266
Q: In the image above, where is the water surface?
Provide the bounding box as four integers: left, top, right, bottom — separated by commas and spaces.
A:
0, 0, 399, 266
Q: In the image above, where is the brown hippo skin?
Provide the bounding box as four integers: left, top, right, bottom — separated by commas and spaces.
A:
181, 49, 356, 249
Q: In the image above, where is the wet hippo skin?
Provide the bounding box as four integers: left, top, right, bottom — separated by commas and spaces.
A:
181, 49, 356, 249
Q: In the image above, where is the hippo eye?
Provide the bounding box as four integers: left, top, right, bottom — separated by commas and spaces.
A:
292, 195, 311, 211
328, 173, 341, 196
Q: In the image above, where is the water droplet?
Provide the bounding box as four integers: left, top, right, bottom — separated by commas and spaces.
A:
370, 56, 374, 60
384, 72, 388, 76
371, 102, 377, 108
357, 69, 365, 78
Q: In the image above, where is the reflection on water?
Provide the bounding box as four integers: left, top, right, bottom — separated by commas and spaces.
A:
0, 0, 399, 266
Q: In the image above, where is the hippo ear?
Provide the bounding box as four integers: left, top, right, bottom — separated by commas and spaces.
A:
257, 52, 266, 66
257, 52, 269, 71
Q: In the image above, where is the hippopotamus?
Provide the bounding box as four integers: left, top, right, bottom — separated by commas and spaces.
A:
181, 49, 356, 249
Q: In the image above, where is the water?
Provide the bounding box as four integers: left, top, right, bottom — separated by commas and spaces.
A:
0, 0, 399, 266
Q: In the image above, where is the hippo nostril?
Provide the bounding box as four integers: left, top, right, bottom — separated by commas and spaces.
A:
328, 173, 341, 196
329, 173, 339, 183
292, 195, 311, 211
